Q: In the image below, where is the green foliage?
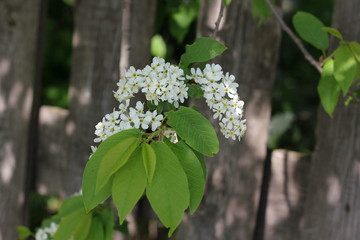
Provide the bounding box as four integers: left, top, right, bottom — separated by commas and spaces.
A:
16, 226, 33, 240
86, 217, 104, 240
252, 0, 275, 23
166, 140, 205, 213
317, 60, 340, 116
179, 37, 227, 68
95, 136, 141, 193
166, 106, 219, 156
349, 41, 360, 62
333, 44, 358, 95
146, 142, 190, 237
322, 27, 344, 41
293, 11, 329, 51
82, 129, 141, 212
141, 142, 157, 184
97, 208, 115, 240
151, 34, 167, 58
54, 208, 87, 240
187, 84, 204, 98
112, 148, 147, 224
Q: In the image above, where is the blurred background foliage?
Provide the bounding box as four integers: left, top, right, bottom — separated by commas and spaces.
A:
41, 0, 333, 150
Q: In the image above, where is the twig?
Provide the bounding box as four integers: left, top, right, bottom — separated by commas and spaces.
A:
349, 91, 360, 104
211, 0, 226, 38
265, 0, 323, 73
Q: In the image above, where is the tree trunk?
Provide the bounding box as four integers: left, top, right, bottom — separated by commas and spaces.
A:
302, 1, 360, 238
265, 150, 311, 240
0, 0, 45, 239
177, 1, 282, 239
64, 0, 123, 195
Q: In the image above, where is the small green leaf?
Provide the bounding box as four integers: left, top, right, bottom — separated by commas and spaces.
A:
73, 213, 92, 240
188, 84, 204, 98
141, 143, 156, 184
58, 195, 84, 218
96, 136, 141, 193
16, 226, 33, 240
54, 208, 86, 240
98, 208, 114, 240
334, 44, 358, 95
293, 11, 329, 51
166, 106, 219, 156
151, 34, 167, 58
225, 0, 232, 6
112, 148, 147, 224
82, 129, 141, 212
166, 141, 205, 214
86, 217, 104, 240
180, 37, 227, 68
318, 59, 340, 116
322, 27, 343, 41
146, 142, 190, 237
349, 41, 360, 62
192, 148, 207, 181
252, 0, 274, 23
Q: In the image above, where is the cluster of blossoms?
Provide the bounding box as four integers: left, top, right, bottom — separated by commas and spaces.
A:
188, 64, 247, 141
35, 222, 58, 240
93, 57, 246, 149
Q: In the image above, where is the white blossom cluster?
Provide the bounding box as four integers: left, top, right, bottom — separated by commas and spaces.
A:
93, 101, 164, 143
189, 64, 247, 141
114, 57, 188, 107
35, 222, 58, 240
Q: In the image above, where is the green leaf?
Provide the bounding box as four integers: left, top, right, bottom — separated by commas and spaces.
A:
318, 60, 340, 116
141, 143, 156, 184
169, 4, 198, 43
179, 37, 227, 68
191, 148, 207, 181
16, 226, 33, 240
86, 217, 104, 240
334, 44, 358, 95
98, 208, 114, 240
166, 106, 219, 156
349, 41, 360, 62
58, 195, 84, 218
322, 27, 343, 41
252, 0, 274, 23
54, 208, 86, 240
293, 11, 329, 51
112, 148, 147, 224
146, 142, 190, 237
151, 34, 167, 58
166, 141, 205, 213
72, 213, 92, 240
82, 129, 141, 212
188, 84, 204, 98
96, 136, 141, 193
225, 0, 232, 6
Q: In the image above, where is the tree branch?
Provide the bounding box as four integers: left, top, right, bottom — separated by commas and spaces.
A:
265, 0, 323, 73
211, 0, 226, 38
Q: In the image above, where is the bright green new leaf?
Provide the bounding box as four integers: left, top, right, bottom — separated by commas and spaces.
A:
322, 27, 343, 41
141, 143, 156, 184
82, 129, 141, 212
98, 208, 114, 240
166, 141, 205, 214
86, 217, 104, 240
146, 142, 190, 237
179, 37, 227, 68
151, 34, 167, 58
349, 41, 360, 62
169, 4, 198, 43
72, 213, 92, 240
58, 195, 84, 218
318, 60, 340, 116
334, 44, 358, 95
96, 136, 141, 193
16, 226, 33, 240
225, 0, 232, 6
166, 106, 219, 156
112, 148, 147, 224
293, 11, 329, 51
54, 208, 86, 240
